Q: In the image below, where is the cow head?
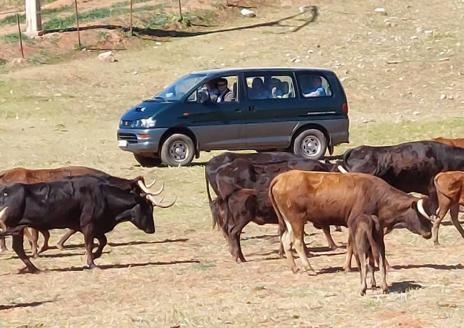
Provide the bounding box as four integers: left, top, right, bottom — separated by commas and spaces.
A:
115, 198, 156, 234
395, 198, 433, 239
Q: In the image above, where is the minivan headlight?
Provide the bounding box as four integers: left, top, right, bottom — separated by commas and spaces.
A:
134, 117, 156, 128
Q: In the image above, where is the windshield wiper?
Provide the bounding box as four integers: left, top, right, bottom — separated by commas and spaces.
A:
153, 96, 165, 101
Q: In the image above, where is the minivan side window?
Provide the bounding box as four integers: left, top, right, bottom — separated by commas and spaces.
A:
245, 75, 296, 100
296, 73, 332, 98
188, 75, 239, 103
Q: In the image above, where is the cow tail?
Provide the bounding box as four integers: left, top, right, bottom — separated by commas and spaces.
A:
369, 216, 381, 262
339, 148, 353, 172
205, 167, 220, 229
268, 177, 287, 235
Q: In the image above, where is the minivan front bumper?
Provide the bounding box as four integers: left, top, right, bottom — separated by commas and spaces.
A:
117, 127, 168, 154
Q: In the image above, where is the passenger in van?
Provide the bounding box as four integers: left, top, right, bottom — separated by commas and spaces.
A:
303, 75, 327, 97
249, 77, 270, 99
216, 78, 234, 103
271, 78, 285, 98
200, 80, 220, 103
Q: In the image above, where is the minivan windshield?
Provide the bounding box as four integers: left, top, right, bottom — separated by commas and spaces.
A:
155, 73, 207, 101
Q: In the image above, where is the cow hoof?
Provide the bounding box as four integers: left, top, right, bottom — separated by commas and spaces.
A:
329, 245, 338, 251
343, 266, 353, 273
85, 264, 97, 270
235, 258, 246, 264
306, 270, 317, 276
382, 288, 389, 294
433, 241, 440, 246
291, 267, 300, 274
56, 244, 65, 251
360, 290, 366, 296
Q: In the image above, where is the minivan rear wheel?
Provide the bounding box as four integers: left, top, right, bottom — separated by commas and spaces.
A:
160, 133, 195, 166
134, 154, 162, 167
293, 129, 327, 160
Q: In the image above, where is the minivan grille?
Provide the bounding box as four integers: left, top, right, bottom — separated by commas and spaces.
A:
118, 133, 138, 143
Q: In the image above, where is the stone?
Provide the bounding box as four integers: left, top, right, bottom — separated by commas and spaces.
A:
98, 51, 117, 63
240, 8, 256, 17
374, 7, 387, 15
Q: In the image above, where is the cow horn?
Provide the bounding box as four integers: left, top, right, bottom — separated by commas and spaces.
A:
146, 178, 156, 188
0, 207, 8, 230
417, 199, 432, 221
337, 165, 348, 174
146, 194, 176, 208
150, 183, 164, 195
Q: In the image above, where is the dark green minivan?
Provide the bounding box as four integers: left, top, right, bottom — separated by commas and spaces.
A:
117, 67, 349, 166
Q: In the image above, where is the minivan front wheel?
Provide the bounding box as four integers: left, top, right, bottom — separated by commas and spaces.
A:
160, 133, 195, 166
293, 129, 327, 160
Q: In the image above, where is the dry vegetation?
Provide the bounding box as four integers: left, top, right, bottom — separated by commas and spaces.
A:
0, 0, 464, 327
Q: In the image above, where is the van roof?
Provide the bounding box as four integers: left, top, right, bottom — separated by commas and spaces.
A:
190, 67, 335, 75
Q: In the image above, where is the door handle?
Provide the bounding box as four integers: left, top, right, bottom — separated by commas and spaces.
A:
248, 105, 255, 112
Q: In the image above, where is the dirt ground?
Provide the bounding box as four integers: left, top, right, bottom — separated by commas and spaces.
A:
0, 0, 464, 327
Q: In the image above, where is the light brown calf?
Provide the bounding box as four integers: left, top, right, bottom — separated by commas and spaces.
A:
348, 214, 387, 296
433, 137, 464, 148
433, 171, 464, 245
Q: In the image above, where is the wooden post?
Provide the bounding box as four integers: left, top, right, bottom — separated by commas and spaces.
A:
74, 0, 81, 49
177, 0, 183, 22
129, 0, 133, 36
16, 13, 25, 58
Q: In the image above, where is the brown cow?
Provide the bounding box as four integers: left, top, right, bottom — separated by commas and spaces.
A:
269, 171, 433, 274
432, 171, 464, 245
433, 137, 464, 148
348, 214, 387, 295
0, 166, 109, 256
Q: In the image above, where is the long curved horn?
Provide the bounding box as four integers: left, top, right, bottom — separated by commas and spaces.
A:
417, 199, 432, 221
337, 165, 348, 174
146, 194, 176, 208
150, 183, 164, 195
146, 178, 156, 188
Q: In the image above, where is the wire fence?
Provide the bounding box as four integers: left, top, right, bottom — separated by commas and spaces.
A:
0, 0, 235, 58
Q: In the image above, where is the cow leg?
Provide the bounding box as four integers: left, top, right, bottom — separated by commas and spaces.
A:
449, 204, 464, 238
81, 225, 96, 269
281, 223, 298, 273
343, 236, 353, 272
92, 235, 107, 259
228, 220, 248, 263
277, 226, 284, 258
12, 233, 40, 273
433, 205, 450, 246
368, 254, 376, 289
359, 253, 368, 296
24, 228, 38, 258
56, 229, 77, 250
38, 230, 51, 254
322, 226, 338, 250
293, 222, 315, 275
0, 237, 6, 252
378, 239, 388, 294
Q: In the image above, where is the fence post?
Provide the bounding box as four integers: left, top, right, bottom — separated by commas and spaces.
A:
16, 13, 25, 58
178, 0, 183, 22
74, 0, 81, 49
130, 0, 133, 36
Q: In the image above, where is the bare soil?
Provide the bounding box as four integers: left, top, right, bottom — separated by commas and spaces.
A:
0, 0, 463, 327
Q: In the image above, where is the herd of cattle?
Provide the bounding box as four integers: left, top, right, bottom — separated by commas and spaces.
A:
205, 137, 464, 295
0, 137, 463, 295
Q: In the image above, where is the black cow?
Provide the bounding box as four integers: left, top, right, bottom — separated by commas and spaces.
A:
205, 153, 338, 262
0, 175, 174, 273
339, 141, 464, 210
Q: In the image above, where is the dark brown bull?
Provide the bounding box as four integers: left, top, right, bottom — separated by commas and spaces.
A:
206, 153, 339, 262
348, 214, 387, 295
0, 166, 109, 255
432, 171, 464, 245
269, 171, 433, 275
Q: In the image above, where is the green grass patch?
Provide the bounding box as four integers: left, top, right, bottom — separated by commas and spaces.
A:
1, 32, 29, 43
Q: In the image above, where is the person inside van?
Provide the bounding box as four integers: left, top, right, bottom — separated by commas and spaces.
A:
302, 75, 327, 97
216, 78, 234, 103
249, 77, 270, 99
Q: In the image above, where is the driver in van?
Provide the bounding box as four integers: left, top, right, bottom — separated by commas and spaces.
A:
216, 78, 234, 103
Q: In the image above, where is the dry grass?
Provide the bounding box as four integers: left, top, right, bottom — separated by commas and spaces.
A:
0, 0, 464, 327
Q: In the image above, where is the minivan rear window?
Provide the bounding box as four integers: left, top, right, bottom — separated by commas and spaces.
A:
296, 73, 332, 98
